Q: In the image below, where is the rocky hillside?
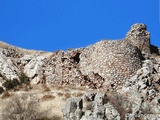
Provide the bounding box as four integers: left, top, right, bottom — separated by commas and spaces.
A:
0, 23, 160, 119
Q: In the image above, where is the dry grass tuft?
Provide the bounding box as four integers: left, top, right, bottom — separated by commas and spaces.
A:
42, 84, 51, 92
55, 86, 64, 90
1, 95, 49, 120
107, 92, 132, 120
57, 92, 63, 97
63, 88, 70, 92
63, 93, 71, 100
50, 115, 62, 120
1, 91, 11, 99
73, 92, 84, 97
42, 95, 55, 100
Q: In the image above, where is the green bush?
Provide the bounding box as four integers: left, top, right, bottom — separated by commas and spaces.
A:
0, 86, 4, 94
2, 79, 20, 90
12, 79, 20, 87
2, 79, 13, 90
2, 73, 30, 91
19, 73, 30, 84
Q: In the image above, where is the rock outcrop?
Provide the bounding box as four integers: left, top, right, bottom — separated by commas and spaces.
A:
0, 51, 20, 81
62, 92, 121, 120
23, 55, 46, 84
62, 50, 160, 119
62, 98, 83, 120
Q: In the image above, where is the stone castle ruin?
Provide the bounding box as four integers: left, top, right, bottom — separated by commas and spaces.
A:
0, 23, 152, 90
79, 23, 151, 89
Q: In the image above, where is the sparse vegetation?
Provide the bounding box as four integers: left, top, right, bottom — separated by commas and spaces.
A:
42, 94, 55, 100
2, 79, 20, 90
19, 73, 30, 85
73, 92, 84, 97
63, 93, 71, 100
0, 86, 4, 94
42, 84, 51, 92
1, 91, 10, 99
108, 92, 132, 120
50, 115, 62, 120
2, 73, 30, 91
57, 92, 63, 97
64, 88, 70, 92
2, 95, 49, 120
38, 115, 62, 120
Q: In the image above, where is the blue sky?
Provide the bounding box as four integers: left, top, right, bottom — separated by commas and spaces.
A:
0, 0, 159, 52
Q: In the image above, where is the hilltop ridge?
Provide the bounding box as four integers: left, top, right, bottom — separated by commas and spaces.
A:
0, 23, 160, 120
0, 23, 156, 89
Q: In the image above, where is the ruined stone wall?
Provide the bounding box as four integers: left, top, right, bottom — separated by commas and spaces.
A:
24, 23, 151, 89
0, 23, 152, 90
79, 39, 143, 89
78, 23, 150, 89
126, 23, 150, 54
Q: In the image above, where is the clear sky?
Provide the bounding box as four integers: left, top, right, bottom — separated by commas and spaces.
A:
0, 0, 159, 52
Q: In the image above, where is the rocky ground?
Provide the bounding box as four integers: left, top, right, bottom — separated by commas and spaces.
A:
0, 23, 160, 120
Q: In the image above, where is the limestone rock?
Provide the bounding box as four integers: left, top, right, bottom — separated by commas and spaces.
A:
63, 92, 122, 120
93, 104, 106, 120
83, 92, 96, 102
62, 98, 83, 120
0, 51, 20, 80
120, 57, 160, 118
20, 55, 34, 65
80, 110, 94, 120
24, 56, 46, 84
105, 102, 120, 120
94, 92, 107, 105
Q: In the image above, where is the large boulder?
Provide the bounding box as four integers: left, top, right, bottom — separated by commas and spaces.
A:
120, 58, 160, 117
105, 102, 120, 120
62, 92, 121, 120
62, 98, 83, 120
24, 56, 46, 84
19, 55, 34, 65
0, 51, 20, 81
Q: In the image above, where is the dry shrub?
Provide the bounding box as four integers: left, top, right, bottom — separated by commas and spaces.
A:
37, 115, 62, 120
108, 92, 132, 120
2, 79, 20, 90
42, 84, 51, 92
0, 86, 4, 94
2, 95, 49, 120
57, 92, 63, 97
1, 91, 10, 99
16, 83, 32, 92
64, 88, 70, 92
73, 92, 84, 97
42, 95, 55, 100
55, 86, 63, 90
50, 115, 62, 120
63, 93, 71, 100
36, 116, 50, 120
19, 73, 30, 85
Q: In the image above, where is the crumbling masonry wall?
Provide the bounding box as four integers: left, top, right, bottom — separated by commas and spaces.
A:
79, 23, 150, 89
0, 23, 151, 90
